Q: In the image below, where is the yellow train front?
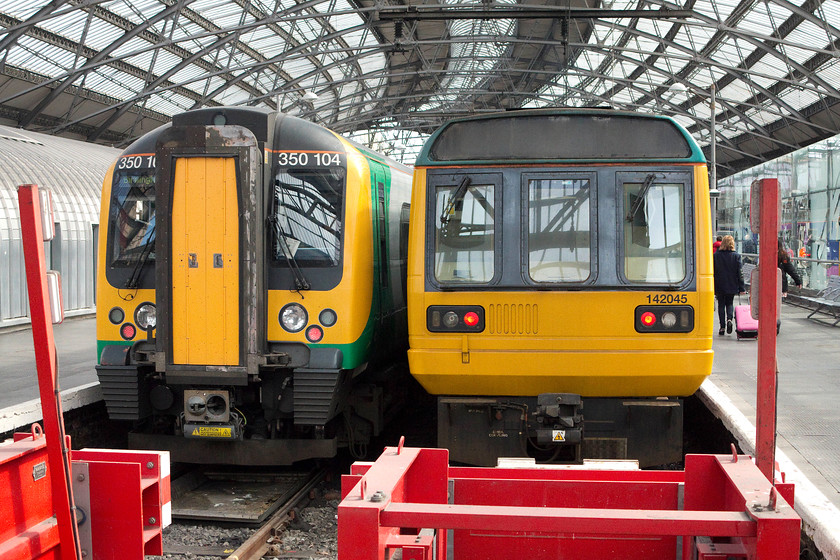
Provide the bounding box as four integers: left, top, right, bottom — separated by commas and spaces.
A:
96, 107, 411, 465
408, 109, 714, 466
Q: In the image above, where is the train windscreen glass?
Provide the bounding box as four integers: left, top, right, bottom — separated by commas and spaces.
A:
434, 182, 495, 283
109, 170, 156, 267
272, 169, 344, 267
623, 181, 686, 283
528, 177, 591, 282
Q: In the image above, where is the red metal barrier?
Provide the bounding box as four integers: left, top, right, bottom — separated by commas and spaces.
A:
0, 432, 170, 560
754, 177, 780, 482
17, 184, 79, 560
3, 184, 171, 560
338, 443, 800, 560
0, 427, 60, 560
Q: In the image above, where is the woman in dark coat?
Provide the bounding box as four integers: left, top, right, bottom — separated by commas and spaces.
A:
713, 235, 746, 335
778, 239, 802, 295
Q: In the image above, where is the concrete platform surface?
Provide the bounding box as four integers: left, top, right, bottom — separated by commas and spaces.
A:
0, 316, 98, 410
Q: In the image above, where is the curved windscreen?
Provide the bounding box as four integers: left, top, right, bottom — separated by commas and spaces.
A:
108, 169, 156, 268
271, 168, 344, 267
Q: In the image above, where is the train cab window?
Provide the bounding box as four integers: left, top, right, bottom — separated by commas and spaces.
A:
272, 169, 344, 267
434, 180, 495, 283
527, 177, 591, 283
622, 177, 686, 283
109, 170, 156, 267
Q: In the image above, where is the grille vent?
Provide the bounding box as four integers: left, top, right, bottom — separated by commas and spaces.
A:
487, 304, 539, 334
583, 438, 628, 460
294, 370, 341, 425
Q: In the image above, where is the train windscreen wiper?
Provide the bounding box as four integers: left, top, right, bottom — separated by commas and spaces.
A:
125, 225, 155, 289
626, 173, 658, 222
272, 181, 310, 292
440, 176, 472, 226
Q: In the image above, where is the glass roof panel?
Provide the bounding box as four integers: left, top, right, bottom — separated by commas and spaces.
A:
9, 37, 79, 74
733, 5, 773, 37
3, 1, 42, 18
0, 0, 838, 176
34, 8, 87, 43
79, 18, 127, 52
786, 20, 833, 50
777, 87, 822, 111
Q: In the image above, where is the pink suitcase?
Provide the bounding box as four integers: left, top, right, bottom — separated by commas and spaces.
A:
734, 305, 758, 339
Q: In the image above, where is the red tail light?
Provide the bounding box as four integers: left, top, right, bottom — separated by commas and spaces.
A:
426, 306, 485, 333
120, 323, 137, 340
306, 325, 324, 343
463, 311, 479, 326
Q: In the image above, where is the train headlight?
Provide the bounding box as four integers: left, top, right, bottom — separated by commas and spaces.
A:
135, 303, 157, 331
661, 311, 677, 328
280, 303, 308, 333
427, 306, 485, 333
442, 311, 459, 328
319, 308, 337, 327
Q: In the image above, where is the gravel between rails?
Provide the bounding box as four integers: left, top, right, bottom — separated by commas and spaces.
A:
148, 480, 340, 560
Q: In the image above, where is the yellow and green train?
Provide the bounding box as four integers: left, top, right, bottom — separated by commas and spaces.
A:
407, 109, 714, 466
96, 107, 412, 464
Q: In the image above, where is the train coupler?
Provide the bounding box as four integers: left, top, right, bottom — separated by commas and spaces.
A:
534, 393, 583, 445
182, 389, 244, 440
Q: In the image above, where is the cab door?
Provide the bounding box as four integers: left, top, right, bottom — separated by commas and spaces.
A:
171, 157, 239, 365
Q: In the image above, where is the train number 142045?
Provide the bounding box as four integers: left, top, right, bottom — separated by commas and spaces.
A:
646, 294, 688, 304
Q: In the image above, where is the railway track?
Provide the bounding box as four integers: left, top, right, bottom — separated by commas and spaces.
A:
224, 468, 328, 560
160, 466, 333, 559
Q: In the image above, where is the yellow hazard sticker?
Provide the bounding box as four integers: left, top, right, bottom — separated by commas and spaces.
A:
552, 430, 566, 442
191, 426, 232, 438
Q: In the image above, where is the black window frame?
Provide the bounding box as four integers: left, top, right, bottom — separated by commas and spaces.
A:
616, 170, 695, 289
520, 171, 598, 287
104, 166, 157, 290
426, 171, 503, 289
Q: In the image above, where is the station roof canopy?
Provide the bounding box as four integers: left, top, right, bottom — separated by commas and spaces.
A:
1, 0, 839, 176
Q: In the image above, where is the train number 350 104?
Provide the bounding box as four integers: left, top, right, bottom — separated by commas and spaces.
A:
277, 151, 341, 167
646, 294, 688, 304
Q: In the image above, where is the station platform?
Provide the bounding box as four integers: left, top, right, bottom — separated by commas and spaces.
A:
0, 315, 100, 434
1, 305, 839, 555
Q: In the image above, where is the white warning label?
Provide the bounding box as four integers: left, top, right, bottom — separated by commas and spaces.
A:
552, 430, 566, 442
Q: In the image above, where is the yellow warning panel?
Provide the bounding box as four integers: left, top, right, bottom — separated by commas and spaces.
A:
190, 426, 233, 438
172, 157, 239, 365
552, 430, 566, 442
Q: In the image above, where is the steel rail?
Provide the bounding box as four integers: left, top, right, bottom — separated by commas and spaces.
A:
225, 468, 327, 560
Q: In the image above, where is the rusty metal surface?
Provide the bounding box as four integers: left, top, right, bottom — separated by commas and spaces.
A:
173, 470, 311, 524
